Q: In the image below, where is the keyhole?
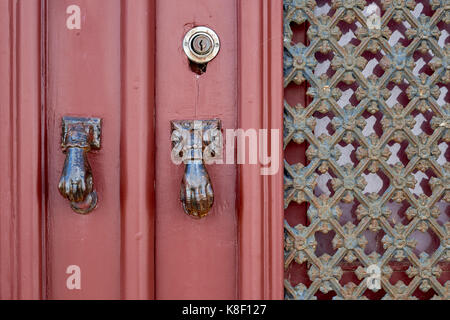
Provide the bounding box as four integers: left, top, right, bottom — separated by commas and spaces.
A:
192, 34, 212, 55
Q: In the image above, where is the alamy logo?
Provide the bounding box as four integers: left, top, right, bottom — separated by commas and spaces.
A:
170, 126, 280, 176
66, 265, 81, 290
366, 264, 381, 291
66, 5, 81, 30
366, 4, 381, 30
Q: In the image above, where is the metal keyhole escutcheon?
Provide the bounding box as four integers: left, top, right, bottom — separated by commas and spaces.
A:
183, 26, 220, 64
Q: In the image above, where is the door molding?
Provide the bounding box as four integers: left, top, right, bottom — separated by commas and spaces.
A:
119, 0, 156, 300
237, 0, 284, 300
0, 0, 43, 300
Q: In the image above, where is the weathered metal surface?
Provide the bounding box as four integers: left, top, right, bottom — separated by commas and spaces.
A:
59, 117, 102, 214
283, 0, 449, 299
182, 26, 221, 64
171, 119, 222, 218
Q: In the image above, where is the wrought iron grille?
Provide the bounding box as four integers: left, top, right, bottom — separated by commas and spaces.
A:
283, 0, 449, 299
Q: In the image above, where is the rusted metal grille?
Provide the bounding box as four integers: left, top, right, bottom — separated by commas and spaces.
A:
283, 0, 449, 299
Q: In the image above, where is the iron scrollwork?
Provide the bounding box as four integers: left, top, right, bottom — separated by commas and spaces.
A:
171, 119, 222, 219
59, 116, 101, 214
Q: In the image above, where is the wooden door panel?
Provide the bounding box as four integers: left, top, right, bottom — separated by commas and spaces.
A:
155, 0, 238, 300
45, 0, 122, 299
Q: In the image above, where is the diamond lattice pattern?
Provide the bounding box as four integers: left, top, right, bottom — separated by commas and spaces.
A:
284, 0, 450, 299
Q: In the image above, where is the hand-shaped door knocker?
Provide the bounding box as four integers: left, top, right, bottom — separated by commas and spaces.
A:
171, 120, 222, 219
59, 117, 101, 214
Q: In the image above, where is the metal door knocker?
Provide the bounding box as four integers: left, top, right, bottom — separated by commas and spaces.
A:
171, 120, 222, 219
58, 117, 101, 214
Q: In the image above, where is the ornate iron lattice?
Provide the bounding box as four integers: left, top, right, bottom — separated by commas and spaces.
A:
283, 0, 449, 299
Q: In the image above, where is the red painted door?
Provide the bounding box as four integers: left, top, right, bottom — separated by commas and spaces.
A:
44, 0, 238, 300
0, 0, 284, 300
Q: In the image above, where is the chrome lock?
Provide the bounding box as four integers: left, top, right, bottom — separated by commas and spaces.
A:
183, 26, 220, 64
